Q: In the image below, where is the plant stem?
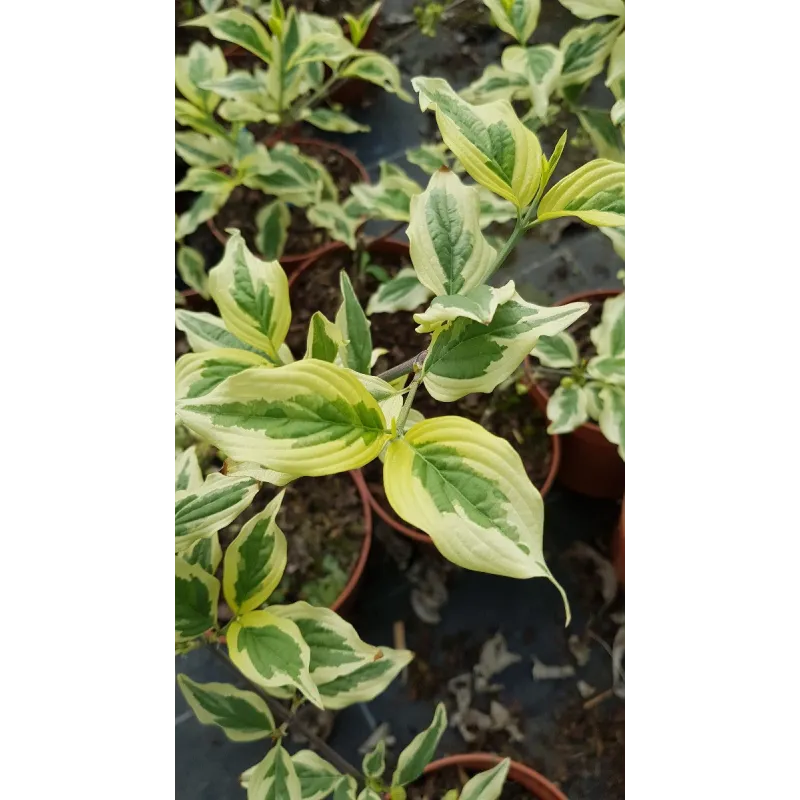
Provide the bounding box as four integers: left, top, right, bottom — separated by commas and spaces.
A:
377, 349, 427, 383
207, 647, 361, 778
490, 211, 525, 275
290, 69, 343, 121
395, 366, 423, 433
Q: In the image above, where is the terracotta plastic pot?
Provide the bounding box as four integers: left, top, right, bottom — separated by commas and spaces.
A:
288, 243, 563, 545
418, 754, 568, 800
614, 497, 625, 586
206, 137, 370, 270
526, 289, 625, 500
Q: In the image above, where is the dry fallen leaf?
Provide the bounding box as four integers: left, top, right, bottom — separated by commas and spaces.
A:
612, 625, 625, 699
532, 657, 576, 681
568, 634, 592, 667
358, 722, 396, 754
475, 633, 522, 681
565, 542, 619, 608
577, 680, 596, 699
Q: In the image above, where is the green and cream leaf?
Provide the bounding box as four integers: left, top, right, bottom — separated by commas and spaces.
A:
501, 44, 564, 120
558, 0, 624, 19
186, 9, 273, 63
366, 268, 433, 315
305, 311, 345, 363
180, 532, 223, 575
307, 202, 361, 250
176, 446, 204, 492
336, 271, 373, 374
546, 382, 588, 434
530, 331, 579, 368
559, 18, 623, 88
255, 200, 291, 260
362, 740, 386, 780
461, 63, 528, 104
176, 349, 272, 401
414, 281, 516, 332
405, 143, 452, 174
576, 107, 624, 162
175, 309, 265, 355
246, 744, 302, 800
175, 131, 234, 167
590, 292, 624, 356
176, 189, 232, 240
291, 751, 343, 800
483, 0, 541, 45
301, 107, 370, 133
391, 703, 448, 786
538, 159, 624, 227
459, 759, 511, 800
177, 245, 209, 298
341, 53, 412, 102
598, 384, 624, 459
175, 556, 220, 642
587, 355, 624, 385
175, 42, 227, 112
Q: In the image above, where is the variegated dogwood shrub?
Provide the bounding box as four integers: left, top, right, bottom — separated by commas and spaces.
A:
462, 1, 624, 159
175, 1, 408, 276
530, 291, 624, 458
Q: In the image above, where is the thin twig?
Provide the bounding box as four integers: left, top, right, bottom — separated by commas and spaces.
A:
207, 647, 361, 778
583, 687, 614, 710
367, 221, 406, 247
377, 349, 427, 383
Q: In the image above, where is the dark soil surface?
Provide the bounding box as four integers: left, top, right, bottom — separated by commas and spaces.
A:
218, 472, 365, 609
408, 764, 530, 800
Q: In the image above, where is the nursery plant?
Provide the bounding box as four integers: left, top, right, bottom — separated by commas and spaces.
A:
529, 291, 624, 458
175, 0, 407, 265
176, 73, 623, 798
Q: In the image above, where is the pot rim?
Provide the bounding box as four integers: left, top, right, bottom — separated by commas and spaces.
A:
422, 753, 568, 800
205, 136, 371, 266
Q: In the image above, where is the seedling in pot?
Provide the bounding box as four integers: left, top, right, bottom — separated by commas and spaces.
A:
175, 1, 407, 274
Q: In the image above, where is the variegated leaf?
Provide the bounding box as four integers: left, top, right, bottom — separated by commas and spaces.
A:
307, 202, 361, 250
587, 354, 624, 384
176, 348, 272, 401
590, 292, 624, 356
408, 168, 498, 297
175, 98, 229, 138
175, 42, 227, 112
175, 556, 220, 642
546, 382, 588, 433
352, 374, 405, 428
392, 703, 448, 786
584, 379, 605, 419
305, 311, 345, 363
536, 131, 568, 202
175, 309, 266, 355
228, 610, 322, 708
255, 200, 291, 260
414, 280, 516, 332
349, 165, 423, 222
501, 44, 564, 120
291, 751, 343, 800
301, 107, 370, 133
483, 0, 541, 45
606, 30, 624, 98
175, 131, 233, 167
208, 230, 290, 360
175, 474, 260, 545
177, 675, 275, 742
478, 186, 517, 226
224, 460, 296, 488
538, 159, 624, 227
186, 9, 273, 63
599, 384, 624, 459
559, 18, 623, 88
461, 63, 528, 104
460, 759, 511, 800
412, 76, 543, 208
199, 70, 266, 99
577, 107, 624, 162
223, 492, 287, 614
287, 32, 356, 69
356, 788, 381, 800
382, 417, 569, 617
405, 143, 451, 174
176, 167, 237, 194
270, 602, 388, 685
176, 446, 204, 492
176, 189, 232, 240
343, 1, 381, 46
245, 142, 331, 207
366, 268, 433, 315
176, 360, 389, 476
315, 646, 413, 710
422, 296, 589, 401
362, 740, 386, 780
600, 225, 624, 259
181, 531, 223, 575
558, 0, 625, 19
336, 271, 373, 374
340, 53, 412, 102
247, 744, 302, 800
333, 777, 358, 800
530, 331, 579, 368
177, 245, 209, 298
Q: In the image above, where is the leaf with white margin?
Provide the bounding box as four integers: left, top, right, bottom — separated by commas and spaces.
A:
406, 143, 451, 174
176, 360, 389, 476
333, 777, 358, 800
176, 167, 237, 194
583, 380, 604, 420
336, 271, 373, 374
600, 225, 624, 259
483, 0, 541, 45
362, 740, 386, 780
577, 108, 624, 162
175, 557, 220, 642
223, 460, 296, 488
383, 418, 570, 619
356, 790, 381, 800
587, 355, 624, 385
408, 169, 498, 297
590, 292, 624, 356
391, 703, 448, 786
175, 474, 260, 545
546, 382, 588, 433
535, 131, 567, 204
291, 751, 343, 800
177, 245, 209, 298
307, 202, 361, 250
186, 9, 273, 63
352, 373, 405, 428
181, 531, 223, 575
301, 107, 370, 133
340, 53, 412, 102
175, 98, 229, 138
502, 44, 563, 120
208, 230, 291, 361
422, 295, 589, 401
255, 200, 291, 260
175, 309, 265, 355
344, 0, 382, 46
176, 446, 204, 492
270, 601, 389, 685
598, 384, 624, 459
175, 42, 227, 112
176, 349, 272, 401
461, 63, 528, 104
558, 0, 625, 20
246, 744, 302, 800
198, 70, 265, 99
315, 645, 414, 710
223, 492, 287, 614
176, 189, 232, 240
530, 331, 579, 368
175, 131, 233, 168
606, 30, 624, 98
245, 142, 331, 207
413, 76, 543, 208
538, 159, 624, 227
350, 167, 423, 222
414, 281, 516, 332
366, 268, 433, 315
286, 32, 356, 70
228, 610, 322, 708
305, 311, 345, 363
559, 18, 623, 88
177, 675, 275, 742
460, 758, 511, 800
478, 186, 517, 226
